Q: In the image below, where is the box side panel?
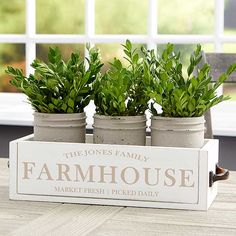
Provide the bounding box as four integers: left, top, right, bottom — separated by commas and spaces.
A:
199, 139, 219, 210
198, 150, 208, 210
207, 140, 219, 208
9, 140, 18, 199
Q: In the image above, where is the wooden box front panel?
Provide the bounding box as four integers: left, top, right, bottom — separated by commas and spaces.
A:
15, 140, 199, 204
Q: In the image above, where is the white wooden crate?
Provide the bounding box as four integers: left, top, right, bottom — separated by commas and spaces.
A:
9, 134, 220, 210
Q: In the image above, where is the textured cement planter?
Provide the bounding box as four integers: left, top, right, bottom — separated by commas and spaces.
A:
93, 114, 146, 145
151, 116, 205, 148
34, 112, 86, 143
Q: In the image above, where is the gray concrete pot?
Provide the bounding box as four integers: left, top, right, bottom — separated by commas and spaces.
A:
151, 116, 205, 148
34, 112, 86, 143
93, 114, 147, 145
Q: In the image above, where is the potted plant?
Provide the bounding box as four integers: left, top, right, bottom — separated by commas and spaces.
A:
6, 45, 102, 143
143, 43, 236, 148
93, 40, 149, 145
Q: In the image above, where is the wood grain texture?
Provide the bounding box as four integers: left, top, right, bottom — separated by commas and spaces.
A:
10, 204, 123, 236
1, 158, 236, 236
87, 173, 236, 236
0, 159, 60, 236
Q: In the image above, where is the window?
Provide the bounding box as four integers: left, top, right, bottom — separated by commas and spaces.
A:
0, 0, 236, 97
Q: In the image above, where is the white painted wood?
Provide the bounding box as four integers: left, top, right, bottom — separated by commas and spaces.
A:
222, 35, 236, 42
0, 158, 9, 187
86, 203, 236, 236
213, 0, 225, 96
16, 141, 198, 203
4, 34, 236, 44
25, 43, 36, 76
3, 33, 236, 44
9, 135, 219, 210
33, 34, 86, 43
147, 0, 157, 50
9, 140, 18, 200
85, 0, 95, 37
206, 139, 219, 208
200, 139, 219, 209
154, 34, 214, 43
0, 159, 60, 236
10, 204, 122, 236
0, 35, 27, 43
1, 158, 236, 235
214, 0, 224, 52
0, 93, 95, 128
25, 0, 36, 76
26, 0, 36, 36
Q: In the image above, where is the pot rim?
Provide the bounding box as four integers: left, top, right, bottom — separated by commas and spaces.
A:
151, 115, 204, 121
34, 112, 86, 116
94, 113, 146, 120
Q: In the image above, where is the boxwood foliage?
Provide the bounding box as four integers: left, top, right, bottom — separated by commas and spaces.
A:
6, 45, 103, 113
143, 43, 236, 117
93, 40, 150, 116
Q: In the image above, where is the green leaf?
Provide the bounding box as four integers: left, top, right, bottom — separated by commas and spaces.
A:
51, 98, 59, 106
187, 65, 194, 77
126, 39, 132, 50
191, 77, 198, 88
68, 98, 74, 109
48, 103, 55, 111
6, 45, 102, 113
143, 43, 233, 117
67, 107, 74, 113
61, 104, 67, 112
133, 53, 139, 64
93, 40, 149, 116
226, 63, 236, 75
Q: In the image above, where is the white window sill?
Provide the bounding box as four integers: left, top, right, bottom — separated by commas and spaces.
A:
1, 92, 236, 137
0, 93, 95, 129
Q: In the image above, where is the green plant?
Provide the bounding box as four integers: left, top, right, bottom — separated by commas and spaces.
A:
143, 43, 236, 117
93, 40, 149, 116
6, 45, 103, 113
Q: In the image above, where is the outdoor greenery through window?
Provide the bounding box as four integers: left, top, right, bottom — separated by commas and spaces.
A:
0, 0, 236, 100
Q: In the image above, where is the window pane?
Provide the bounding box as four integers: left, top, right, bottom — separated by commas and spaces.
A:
223, 44, 236, 53
0, 44, 25, 92
223, 83, 236, 100
157, 44, 214, 76
36, 0, 85, 34
95, 0, 147, 34
223, 44, 236, 100
0, 0, 25, 33
36, 44, 84, 61
224, 0, 236, 35
96, 43, 146, 73
158, 0, 214, 34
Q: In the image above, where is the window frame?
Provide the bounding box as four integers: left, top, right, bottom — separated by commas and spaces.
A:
0, 0, 236, 136
0, 0, 232, 75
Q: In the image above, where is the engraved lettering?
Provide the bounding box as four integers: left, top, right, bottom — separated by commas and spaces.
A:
121, 167, 139, 185
164, 168, 176, 186
75, 164, 95, 182
144, 168, 161, 186
22, 162, 35, 179
98, 166, 117, 184
37, 163, 53, 180
56, 164, 71, 181
179, 169, 195, 187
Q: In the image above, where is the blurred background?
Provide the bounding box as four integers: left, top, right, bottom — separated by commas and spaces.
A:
0, 0, 236, 99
